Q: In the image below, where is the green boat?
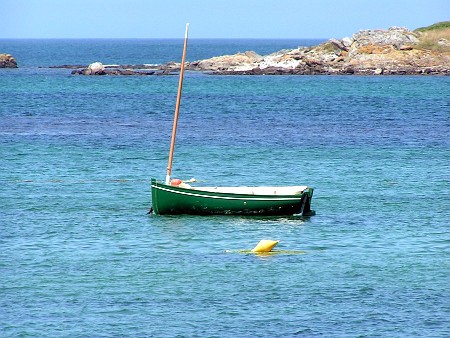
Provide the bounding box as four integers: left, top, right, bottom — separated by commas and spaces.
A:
151, 178, 315, 216
150, 24, 315, 216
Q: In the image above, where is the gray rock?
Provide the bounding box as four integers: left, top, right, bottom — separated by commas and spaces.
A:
342, 37, 353, 47
87, 62, 105, 75
0, 53, 18, 68
352, 27, 419, 49
374, 68, 383, 75
438, 38, 450, 47
329, 38, 348, 51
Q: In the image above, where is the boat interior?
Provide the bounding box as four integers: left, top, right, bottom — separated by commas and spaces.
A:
190, 185, 308, 196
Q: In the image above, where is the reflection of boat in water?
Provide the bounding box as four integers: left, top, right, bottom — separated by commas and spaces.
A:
150, 24, 315, 216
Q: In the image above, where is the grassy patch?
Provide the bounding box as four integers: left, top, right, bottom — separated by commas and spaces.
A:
414, 22, 450, 52
316, 42, 340, 54
415, 21, 450, 32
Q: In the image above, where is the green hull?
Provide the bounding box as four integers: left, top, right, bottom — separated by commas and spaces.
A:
151, 178, 314, 216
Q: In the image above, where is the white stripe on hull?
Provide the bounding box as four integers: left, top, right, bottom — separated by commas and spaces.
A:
153, 185, 304, 202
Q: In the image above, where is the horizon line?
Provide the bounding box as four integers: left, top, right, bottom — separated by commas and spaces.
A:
0, 37, 329, 40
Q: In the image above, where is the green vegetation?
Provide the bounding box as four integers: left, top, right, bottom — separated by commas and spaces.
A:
415, 21, 450, 32
316, 41, 340, 54
414, 22, 450, 52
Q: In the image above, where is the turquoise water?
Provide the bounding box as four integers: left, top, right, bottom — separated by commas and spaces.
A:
1, 40, 450, 337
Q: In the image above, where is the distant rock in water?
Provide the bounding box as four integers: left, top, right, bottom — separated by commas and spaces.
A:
71, 62, 160, 75
0, 53, 18, 68
71, 62, 106, 75
87, 62, 105, 75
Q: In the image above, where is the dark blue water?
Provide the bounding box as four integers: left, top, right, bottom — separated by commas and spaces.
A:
1, 40, 449, 337
1, 38, 324, 67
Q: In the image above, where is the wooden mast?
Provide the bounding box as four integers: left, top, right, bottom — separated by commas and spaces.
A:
166, 23, 189, 185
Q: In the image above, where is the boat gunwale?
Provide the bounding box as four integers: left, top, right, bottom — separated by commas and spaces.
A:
151, 179, 312, 201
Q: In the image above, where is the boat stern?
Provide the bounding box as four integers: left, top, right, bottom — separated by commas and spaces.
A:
300, 187, 315, 216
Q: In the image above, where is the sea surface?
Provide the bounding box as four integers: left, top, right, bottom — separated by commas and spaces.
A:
1, 39, 449, 337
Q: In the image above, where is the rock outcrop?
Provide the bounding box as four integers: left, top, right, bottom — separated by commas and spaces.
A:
192, 51, 263, 72
0, 53, 18, 68
87, 62, 105, 75
60, 26, 449, 76
188, 27, 450, 75
71, 62, 158, 75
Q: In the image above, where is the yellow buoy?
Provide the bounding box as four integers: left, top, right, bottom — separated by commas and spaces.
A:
251, 239, 280, 253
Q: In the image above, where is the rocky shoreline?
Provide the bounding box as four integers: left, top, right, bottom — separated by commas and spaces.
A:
188, 27, 450, 75
3, 26, 450, 75
48, 62, 179, 75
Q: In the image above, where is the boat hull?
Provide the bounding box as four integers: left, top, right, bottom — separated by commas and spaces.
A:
151, 179, 314, 216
